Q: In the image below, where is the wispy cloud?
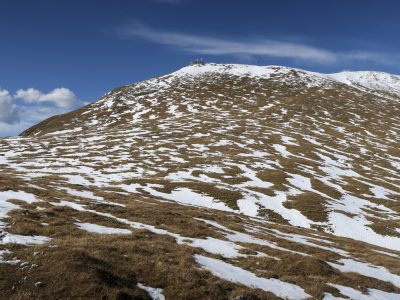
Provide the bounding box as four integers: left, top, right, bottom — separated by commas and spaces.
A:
122, 22, 396, 66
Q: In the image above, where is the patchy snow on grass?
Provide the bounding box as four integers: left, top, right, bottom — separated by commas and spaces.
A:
75, 222, 132, 235
190, 237, 248, 258
319, 165, 360, 181
236, 198, 260, 217
287, 174, 312, 191
197, 218, 307, 257
50, 200, 87, 211
62, 188, 103, 200
328, 258, 400, 288
267, 229, 349, 257
0, 197, 20, 220
328, 211, 400, 251
369, 185, 392, 199
61, 174, 92, 186
44, 127, 82, 136
0, 190, 50, 246
254, 190, 314, 228
1, 233, 50, 245
62, 188, 125, 207
272, 144, 291, 157
194, 255, 310, 300
229, 163, 273, 189
50, 201, 256, 258
141, 187, 235, 212
281, 136, 299, 146
124, 218, 258, 258
372, 249, 399, 258
0, 249, 19, 265
324, 283, 400, 300
0, 190, 38, 207
137, 283, 165, 300
165, 170, 218, 183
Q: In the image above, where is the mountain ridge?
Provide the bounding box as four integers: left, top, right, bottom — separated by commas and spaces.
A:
163, 63, 400, 97
20, 63, 400, 138
1, 62, 399, 299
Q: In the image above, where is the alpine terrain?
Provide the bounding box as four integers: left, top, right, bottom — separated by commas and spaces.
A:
0, 63, 399, 300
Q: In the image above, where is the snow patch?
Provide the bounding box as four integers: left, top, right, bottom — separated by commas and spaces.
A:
194, 255, 310, 300
75, 222, 132, 235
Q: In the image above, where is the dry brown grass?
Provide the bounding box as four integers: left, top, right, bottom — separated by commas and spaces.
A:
284, 192, 328, 223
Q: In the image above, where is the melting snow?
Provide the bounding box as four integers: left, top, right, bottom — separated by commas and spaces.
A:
0, 191, 50, 246
75, 222, 132, 235
194, 254, 310, 300
136, 187, 235, 212
137, 283, 165, 300
324, 283, 400, 300
328, 258, 400, 288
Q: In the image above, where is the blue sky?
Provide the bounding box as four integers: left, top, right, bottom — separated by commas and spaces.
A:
1, 0, 399, 136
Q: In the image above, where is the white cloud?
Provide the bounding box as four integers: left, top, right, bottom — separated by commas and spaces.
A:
123, 23, 396, 66
0, 87, 83, 137
0, 89, 20, 124
15, 87, 80, 108
0, 104, 68, 137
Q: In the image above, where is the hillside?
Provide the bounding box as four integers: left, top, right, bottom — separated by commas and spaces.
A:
1, 63, 400, 299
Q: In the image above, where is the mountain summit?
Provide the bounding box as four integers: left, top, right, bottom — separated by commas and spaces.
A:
21, 63, 400, 137
1, 63, 400, 299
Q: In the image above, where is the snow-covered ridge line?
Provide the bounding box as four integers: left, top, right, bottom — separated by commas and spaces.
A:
163, 63, 400, 97
325, 70, 400, 96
